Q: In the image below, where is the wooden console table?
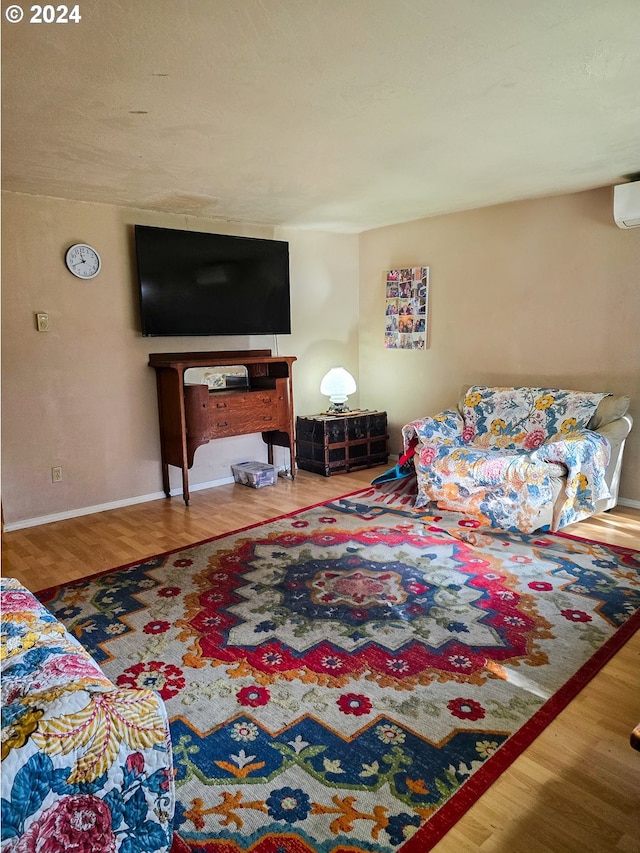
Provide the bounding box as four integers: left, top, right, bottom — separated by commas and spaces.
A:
149, 350, 296, 505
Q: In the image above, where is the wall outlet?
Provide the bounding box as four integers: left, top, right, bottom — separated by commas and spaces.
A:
36, 312, 50, 332
51, 466, 63, 483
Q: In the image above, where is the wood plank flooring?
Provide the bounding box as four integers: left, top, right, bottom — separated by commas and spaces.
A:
2, 466, 639, 852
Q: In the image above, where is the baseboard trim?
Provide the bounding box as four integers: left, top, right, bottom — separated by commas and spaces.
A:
2, 476, 237, 532
5, 482, 637, 532
617, 497, 640, 510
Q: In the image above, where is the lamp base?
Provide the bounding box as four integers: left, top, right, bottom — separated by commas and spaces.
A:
326, 402, 351, 414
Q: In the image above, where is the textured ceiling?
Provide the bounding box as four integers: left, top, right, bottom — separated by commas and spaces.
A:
2, 0, 640, 232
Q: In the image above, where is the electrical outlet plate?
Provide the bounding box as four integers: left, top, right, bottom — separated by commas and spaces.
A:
51, 466, 63, 483
36, 312, 49, 332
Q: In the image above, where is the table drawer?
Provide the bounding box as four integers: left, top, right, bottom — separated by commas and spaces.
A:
209, 391, 285, 436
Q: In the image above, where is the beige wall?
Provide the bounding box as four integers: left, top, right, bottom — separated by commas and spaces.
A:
359, 187, 640, 503
2, 186, 638, 527
1, 193, 359, 526
276, 227, 360, 414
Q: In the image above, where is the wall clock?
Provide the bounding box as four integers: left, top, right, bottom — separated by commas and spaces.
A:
65, 243, 101, 279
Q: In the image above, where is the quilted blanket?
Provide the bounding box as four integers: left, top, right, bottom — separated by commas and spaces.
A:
1, 577, 175, 853
402, 387, 611, 533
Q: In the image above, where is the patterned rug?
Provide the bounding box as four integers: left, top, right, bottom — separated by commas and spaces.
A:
39, 486, 640, 853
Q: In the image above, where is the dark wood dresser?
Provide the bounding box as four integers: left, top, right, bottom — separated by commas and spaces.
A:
149, 350, 296, 504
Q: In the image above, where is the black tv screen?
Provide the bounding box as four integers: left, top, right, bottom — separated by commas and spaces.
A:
134, 225, 291, 336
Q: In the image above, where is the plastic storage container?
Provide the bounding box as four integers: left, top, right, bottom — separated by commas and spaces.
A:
231, 461, 278, 488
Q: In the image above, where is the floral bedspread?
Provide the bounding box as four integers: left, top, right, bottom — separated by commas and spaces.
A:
0, 577, 175, 853
402, 387, 611, 532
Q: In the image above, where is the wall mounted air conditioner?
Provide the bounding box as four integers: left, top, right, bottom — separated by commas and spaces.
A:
613, 181, 640, 228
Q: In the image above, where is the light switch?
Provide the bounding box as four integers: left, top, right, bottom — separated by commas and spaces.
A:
36, 312, 49, 332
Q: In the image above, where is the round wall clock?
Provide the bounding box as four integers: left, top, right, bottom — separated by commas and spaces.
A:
65, 243, 102, 279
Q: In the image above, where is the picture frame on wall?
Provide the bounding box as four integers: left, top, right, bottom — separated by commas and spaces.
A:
384, 266, 429, 349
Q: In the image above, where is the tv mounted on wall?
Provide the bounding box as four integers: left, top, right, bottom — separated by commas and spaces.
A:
134, 225, 291, 336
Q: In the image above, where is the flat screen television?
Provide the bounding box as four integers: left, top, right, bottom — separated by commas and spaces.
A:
134, 225, 291, 336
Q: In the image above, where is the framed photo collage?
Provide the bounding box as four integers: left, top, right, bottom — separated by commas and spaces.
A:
384, 266, 429, 349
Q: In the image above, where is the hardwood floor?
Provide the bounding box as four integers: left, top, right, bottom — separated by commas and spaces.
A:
3, 466, 639, 852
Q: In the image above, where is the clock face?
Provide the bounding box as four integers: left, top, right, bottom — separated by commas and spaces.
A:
65, 243, 101, 279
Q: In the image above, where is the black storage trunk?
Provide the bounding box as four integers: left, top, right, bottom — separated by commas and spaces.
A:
296, 411, 389, 476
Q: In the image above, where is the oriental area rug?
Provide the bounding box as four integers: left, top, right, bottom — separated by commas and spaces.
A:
39, 487, 640, 853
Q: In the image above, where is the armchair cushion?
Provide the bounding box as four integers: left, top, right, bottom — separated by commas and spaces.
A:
459, 386, 607, 450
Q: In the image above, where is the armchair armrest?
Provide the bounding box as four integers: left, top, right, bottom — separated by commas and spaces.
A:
532, 429, 611, 528
533, 428, 610, 468
0, 578, 175, 853
595, 413, 633, 446
593, 414, 633, 508
402, 409, 464, 451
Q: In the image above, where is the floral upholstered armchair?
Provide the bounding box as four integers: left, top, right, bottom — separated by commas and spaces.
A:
402, 386, 632, 533
0, 577, 175, 853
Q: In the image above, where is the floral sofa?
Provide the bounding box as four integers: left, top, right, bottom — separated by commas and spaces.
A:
402, 386, 632, 533
1, 577, 175, 853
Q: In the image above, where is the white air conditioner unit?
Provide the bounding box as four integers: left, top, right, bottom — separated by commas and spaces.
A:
613, 181, 640, 228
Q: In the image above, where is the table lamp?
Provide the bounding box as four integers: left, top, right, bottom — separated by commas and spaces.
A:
320, 368, 357, 413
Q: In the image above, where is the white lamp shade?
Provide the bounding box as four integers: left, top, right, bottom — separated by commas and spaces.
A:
320, 367, 357, 404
